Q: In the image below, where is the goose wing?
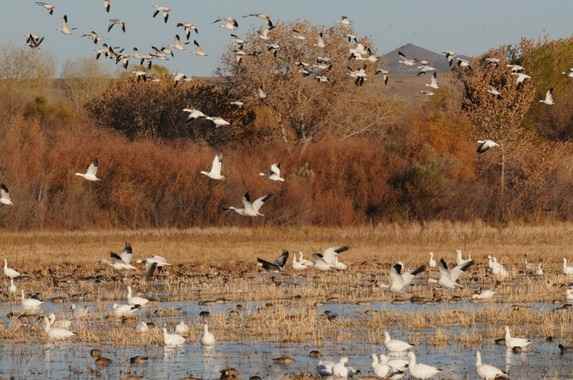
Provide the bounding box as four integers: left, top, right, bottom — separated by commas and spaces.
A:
252, 194, 271, 212
211, 154, 222, 176
86, 160, 99, 177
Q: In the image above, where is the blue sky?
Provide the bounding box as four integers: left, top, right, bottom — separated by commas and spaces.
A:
4, 0, 573, 76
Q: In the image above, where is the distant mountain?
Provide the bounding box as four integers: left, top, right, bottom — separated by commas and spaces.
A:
381, 43, 464, 74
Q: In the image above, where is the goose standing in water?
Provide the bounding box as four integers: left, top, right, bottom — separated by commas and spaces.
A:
563, 258, 573, 275
200, 323, 215, 346
504, 326, 531, 350
476, 351, 508, 379
224, 192, 272, 217
201, 154, 225, 180
372, 354, 404, 378
408, 352, 441, 379
384, 331, 413, 352
75, 160, 100, 181
388, 263, 426, 292
4, 259, 20, 280
259, 163, 285, 182
127, 286, 149, 307
163, 327, 185, 347
43, 316, 74, 340
21, 290, 43, 313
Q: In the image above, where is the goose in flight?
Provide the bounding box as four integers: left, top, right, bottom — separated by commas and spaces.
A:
257, 250, 289, 272
75, 160, 100, 181
417, 65, 436, 75
504, 326, 531, 350
224, 192, 272, 217
104, 0, 111, 13
177, 23, 199, 40
0, 184, 13, 206
133, 71, 150, 82
420, 90, 434, 96
173, 73, 190, 87
475, 351, 508, 380
438, 258, 474, 289
206, 116, 231, 127
105, 251, 136, 271
60, 15, 77, 35
539, 88, 554, 105
384, 331, 413, 352
4, 259, 20, 279
408, 352, 441, 379
488, 86, 501, 97
349, 66, 367, 86
485, 57, 501, 66
398, 51, 417, 67
201, 154, 224, 180
562, 68, 573, 78
388, 262, 426, 292
230, 101, 244, 108
115, 242, 133, 264
425, 72, 439, 89
457, 59, 472, 70
108, 19, 126, 33
36, 2, 55, 15
183, 108, 206, 120
292, 252, 314, 270
26, 34, 45, 49
259, 163, 285, 182
455, 249, 472, 266
153, 5, 171, 23
257, 87, 267, 99
340, 16, 352, 27
213, 17, 239, 31
507, 64, 525, 73
137, 255, 170, 279
243, 13, 274, 29
193, 40, 207, 56
320, 246, 350, 265
513, 72, 531, 86
312, 253, 333, 271
173, 35, 190, 51
442, 51, 456, 66
476, 139, 499, 154
82, 31, 101, 44
258, 28, 271, 41
375, 68, 389, 86
292, 29, 307, 41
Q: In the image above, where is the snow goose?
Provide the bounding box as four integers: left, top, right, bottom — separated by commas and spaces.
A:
349, 66, 367, 86
193, 40, 207, 56
107, 19, 126, 33
379, 354, 408, 374
206, 116, 231, 127
175, 321, 189, 335
75, 160, 100, 181
507, 64, 525, 73
488, 86, 501, 97
513, 72, 531, 86
177, 23, 199, 40
230, 101, 244, 108
292, 252, 313, 270
389, 263, 426, 292
420, 90, 434, 96
562, 68, 573, 78
163, 327, 185, 347
316, 32, 326, 48
105, 251, 136, 271
59, 15, 77, 35
36, 2, 55, 15
408, 352, 441, 379
173, 35, 189, 51
48, 313, 72, 329
257, 87, 267, 99
457, 59, 472, 70
224, 192, 272, 217
504, 326, 531, 350
292, 29, 307, 41
183, 108, 207, 120
438, 258, 474, 289
490, 257, 509, 279
257, 250, 289, 272
112, 304, 140, 318
476, 351, 509, 379
428, 252, 436, 268
243, 13, 274, 29
136, 321, 149, 333
563, 258, 573, 275
152, 5, 171, 23
476, 140, 499, 154
539, 88, 554, 105
8, 278, 16, 295
104, 0, 111, 13
200, 323, 216, 346
372, 354, 403, 379
213, 17, 239, 31
71, 304, 89, 319
127, 286, 149, 307
442, 51, 456, 66
259, 163, 285, 182
320, 246, 350, 268
340, 16, 352, 27
455, 249, 472, 266
566, 288, 573, 302
425, 72, 439, 89
137, 255, 170, 277
485, 57, 501, 66
4, 259, 20, 279
398, 51, 416, 67
332, 357, 356, 378
417, 65, 436, 75
21, 290, 43, 313
472, 289, 496, 301
201, 154, 225, 180
26, 34, 45, 49
43, 316, 74, 340
384, 331, 413, 352
82, 31, 101, 44
317, 360, 335, 376
312, 253, 333, 271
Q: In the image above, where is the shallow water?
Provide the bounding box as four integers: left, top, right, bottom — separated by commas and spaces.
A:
1, 299, 572, 379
